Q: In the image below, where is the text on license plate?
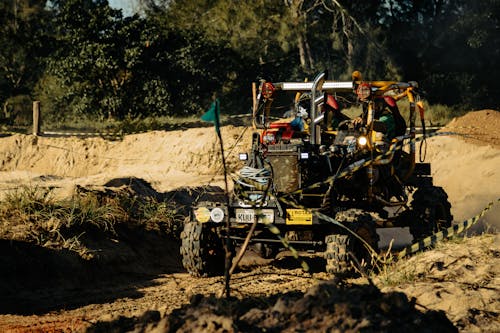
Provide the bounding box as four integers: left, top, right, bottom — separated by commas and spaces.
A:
235, 209, 274, 223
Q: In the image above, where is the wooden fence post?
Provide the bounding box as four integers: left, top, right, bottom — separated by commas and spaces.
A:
33, 101, 40, 136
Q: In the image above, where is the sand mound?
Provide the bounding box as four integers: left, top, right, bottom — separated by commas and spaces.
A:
427, 110, 500, 232
0, 126, 252, 197
381, 234, 500, 332
0, 110, 498, 229
442, 109, 500, 147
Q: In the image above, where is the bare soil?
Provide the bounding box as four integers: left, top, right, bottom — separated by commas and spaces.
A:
0, 110, 498, 332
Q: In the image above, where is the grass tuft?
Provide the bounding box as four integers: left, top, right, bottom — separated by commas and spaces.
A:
0, 186, 182, 259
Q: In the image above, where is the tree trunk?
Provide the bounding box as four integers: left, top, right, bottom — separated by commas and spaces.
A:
297, 34, 308, 70
341, 12, 354, 74
287, 0, 313, 71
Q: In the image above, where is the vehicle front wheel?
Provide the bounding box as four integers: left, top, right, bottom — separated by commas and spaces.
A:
324, 209, 379, 276
180, 221, 227, 277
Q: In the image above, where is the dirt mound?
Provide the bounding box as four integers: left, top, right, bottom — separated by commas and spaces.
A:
0, 181, 229, 316
0, 125, 253, 198
426, 112, 500, 231
441, 109, 500, 147
0, 226, 183, 315
80, 234, 498, 333
380, 234, 500, 332
88, 281, 456, 333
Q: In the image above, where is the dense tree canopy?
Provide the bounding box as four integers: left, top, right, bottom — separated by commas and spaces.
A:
0, 0, 498, 123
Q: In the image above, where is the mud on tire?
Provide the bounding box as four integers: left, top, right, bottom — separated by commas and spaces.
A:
324, 209, 380, 276
325, 234, 352, 275
409, 186, 453, 242
180, 221, 226, 277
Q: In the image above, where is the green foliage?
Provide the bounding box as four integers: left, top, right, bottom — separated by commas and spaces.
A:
1, 0, 499, 128
2, 94, 32, 126
1, 186, 56, 218
424, 103, 467, 126
135, 198, 182, 239
0, 186, 123, 235
382, 0, 500, 109
0, 0, 54, 126
48, 0, 137, 119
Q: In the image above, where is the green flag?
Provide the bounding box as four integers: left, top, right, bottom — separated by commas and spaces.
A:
201, 99, 221, 135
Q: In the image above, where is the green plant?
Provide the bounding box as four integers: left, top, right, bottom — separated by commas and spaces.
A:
375, 243, 421, 287
1, 186, 60, 221
136, 198, 182, 238
67, 192, 127, 233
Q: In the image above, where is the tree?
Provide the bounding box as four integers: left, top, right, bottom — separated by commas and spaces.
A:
45, 0, 175, 120
46, 0, 126, 119
0, 0, 53, 122
381, 0, 500, 109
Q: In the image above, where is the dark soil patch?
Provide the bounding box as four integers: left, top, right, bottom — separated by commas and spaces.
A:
0, 226, 182, 315
87, 280, 457, 333
0, 181, 225, 315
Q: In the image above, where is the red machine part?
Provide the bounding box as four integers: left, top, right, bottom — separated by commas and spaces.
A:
261, 122, 294, 144
261, 82, 275, 99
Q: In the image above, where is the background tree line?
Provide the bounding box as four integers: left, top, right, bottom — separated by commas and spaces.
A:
0, 0, 498, 126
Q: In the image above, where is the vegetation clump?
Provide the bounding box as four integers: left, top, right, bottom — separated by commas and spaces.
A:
0, 186, 181, 259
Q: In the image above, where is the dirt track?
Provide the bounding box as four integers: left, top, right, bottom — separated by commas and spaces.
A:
1, 235, 497, 332
0, 110, 499, 332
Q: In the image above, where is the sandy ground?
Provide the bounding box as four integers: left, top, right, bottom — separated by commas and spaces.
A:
1, 115, 498, 229
0, 126, 252, 197
0, 110, 498, 332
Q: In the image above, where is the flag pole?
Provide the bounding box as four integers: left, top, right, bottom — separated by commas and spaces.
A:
215, 99, 232, 298
201, 96, 232, 298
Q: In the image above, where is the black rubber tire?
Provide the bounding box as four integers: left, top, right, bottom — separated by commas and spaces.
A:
325, 234, 352, 275
409, 186, 453, 242
180, 221, 226, 277
324, 209, 380, 276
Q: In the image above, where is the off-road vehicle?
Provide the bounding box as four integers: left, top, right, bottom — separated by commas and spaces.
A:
180, 70, 452, 276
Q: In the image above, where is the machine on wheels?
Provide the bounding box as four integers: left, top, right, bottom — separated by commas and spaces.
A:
181, 71, 452, 277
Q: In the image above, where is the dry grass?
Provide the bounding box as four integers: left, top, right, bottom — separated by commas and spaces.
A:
372, 234, 477, 287
0, 186, 182, 259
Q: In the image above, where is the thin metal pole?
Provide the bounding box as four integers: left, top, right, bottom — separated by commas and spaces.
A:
214, 99, 232, 298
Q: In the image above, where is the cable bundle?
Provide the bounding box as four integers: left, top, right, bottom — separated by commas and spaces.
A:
233, 166, 271, 191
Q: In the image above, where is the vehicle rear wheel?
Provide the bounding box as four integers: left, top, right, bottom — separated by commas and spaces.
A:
409, 186, 453, 242
180, 221, 227, 277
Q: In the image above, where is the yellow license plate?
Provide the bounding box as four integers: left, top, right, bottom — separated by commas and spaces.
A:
286, 209, 313, 225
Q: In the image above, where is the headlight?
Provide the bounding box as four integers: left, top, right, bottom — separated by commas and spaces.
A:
358, 136, 368, 146
210, 207, 225, 223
